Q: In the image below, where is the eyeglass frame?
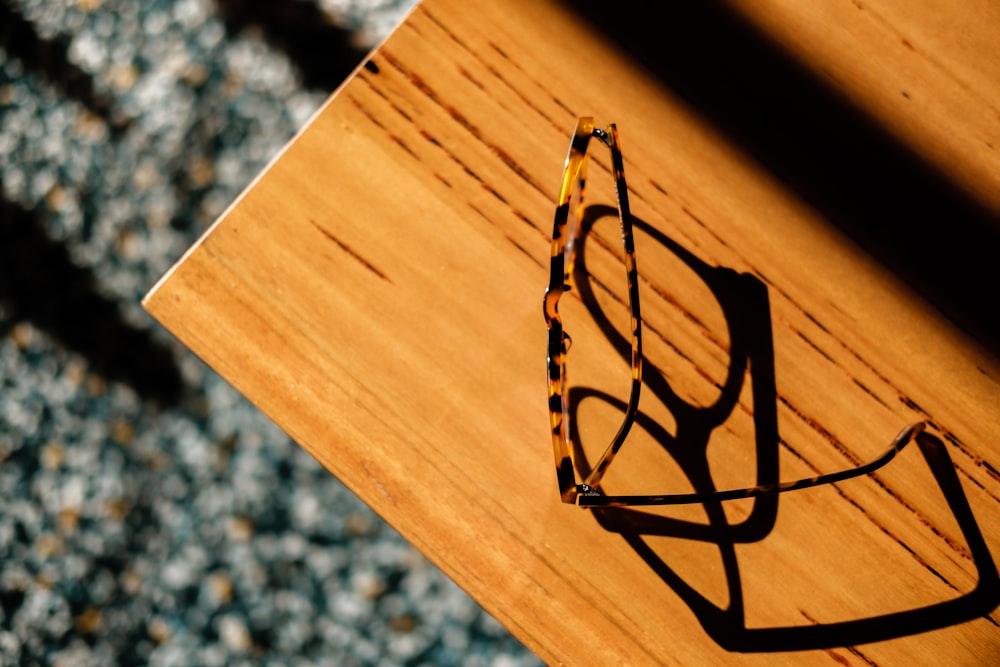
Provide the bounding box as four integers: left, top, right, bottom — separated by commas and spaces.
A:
544, 116, 925, 508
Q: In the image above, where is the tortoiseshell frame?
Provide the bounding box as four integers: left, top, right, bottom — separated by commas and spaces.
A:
544, 117, 926, 507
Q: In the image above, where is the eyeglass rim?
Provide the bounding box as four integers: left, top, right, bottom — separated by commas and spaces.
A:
545, 116, 642, 504
544, 117, 926, 507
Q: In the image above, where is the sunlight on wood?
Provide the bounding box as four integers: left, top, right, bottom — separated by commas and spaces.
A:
145, 0, 1000, 663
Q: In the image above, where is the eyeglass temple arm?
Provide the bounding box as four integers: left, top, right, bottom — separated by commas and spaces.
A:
582, 122, 644, 491
576, 421, 927, 507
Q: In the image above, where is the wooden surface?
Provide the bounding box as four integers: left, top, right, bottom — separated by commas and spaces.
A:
144, 0, 1000, 663
725, 0, 1000, 217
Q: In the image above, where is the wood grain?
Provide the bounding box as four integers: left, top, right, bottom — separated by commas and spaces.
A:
725, 0, 1000, 217
144, 0, 1000, 663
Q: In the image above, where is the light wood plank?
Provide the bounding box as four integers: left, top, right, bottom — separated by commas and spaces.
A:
144, 0, 1000, 663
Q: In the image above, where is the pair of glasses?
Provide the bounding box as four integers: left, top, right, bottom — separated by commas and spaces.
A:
543, 117, 926, 507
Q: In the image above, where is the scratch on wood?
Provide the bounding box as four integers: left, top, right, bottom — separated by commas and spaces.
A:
389, 133, 420, 160
799, 610, 878, 665
348, 91, 419, 160
777, 395, 863, 465
459, 66, 486, 92
897, 394, 927, 415
648, 179, 669, 196
852, 378, 890, 409
309, 219, 392, 284
982, 459, 1000, 483
800, 308, 833, 336
975, 364, 998, 383
347, 94, 386, 130
488, 41, 509, 60
793, 326, 837, 364
941, 430, 1000, 502
468, 203, 545, 269
420, 5, 470, 49
363, 460, 395, 505
358, 68, 415, 123
681, 205, 732, 250
511, 209, 548, 244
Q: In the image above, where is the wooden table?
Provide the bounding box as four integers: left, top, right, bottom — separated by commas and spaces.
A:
144, 0, 1000, 663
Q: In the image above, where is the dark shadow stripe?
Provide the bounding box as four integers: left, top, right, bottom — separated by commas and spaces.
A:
0, 0, 126, 130
214, 0, 368, 92
0, 196, 183, 405
565, 0, 1000, 354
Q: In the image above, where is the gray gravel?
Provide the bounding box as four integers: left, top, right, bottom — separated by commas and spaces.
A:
0, 1, 542, 665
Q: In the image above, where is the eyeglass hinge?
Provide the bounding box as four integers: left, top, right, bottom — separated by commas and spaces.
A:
592, 128, 612, 147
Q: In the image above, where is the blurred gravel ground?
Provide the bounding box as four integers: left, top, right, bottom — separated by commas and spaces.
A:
0, 1, 542, 665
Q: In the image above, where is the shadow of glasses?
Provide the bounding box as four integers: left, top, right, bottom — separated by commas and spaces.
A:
567, 203, 1000, 651
567, 203, 782, 540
